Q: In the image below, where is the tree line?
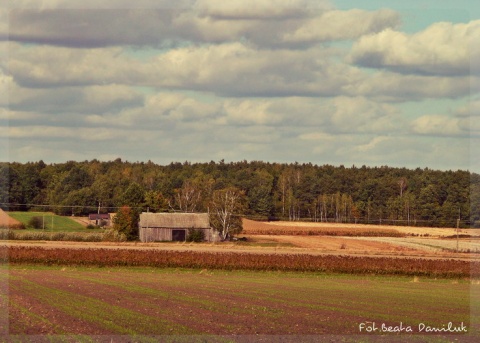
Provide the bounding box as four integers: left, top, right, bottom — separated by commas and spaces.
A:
1, 159, 478, 228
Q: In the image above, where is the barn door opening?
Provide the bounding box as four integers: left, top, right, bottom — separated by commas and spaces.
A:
172, 229, 186, 241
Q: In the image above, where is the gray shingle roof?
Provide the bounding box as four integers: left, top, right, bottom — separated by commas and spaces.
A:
139, 212, 210, 229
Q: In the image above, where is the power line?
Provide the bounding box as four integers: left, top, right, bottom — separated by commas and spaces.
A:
0, 202, 143, 211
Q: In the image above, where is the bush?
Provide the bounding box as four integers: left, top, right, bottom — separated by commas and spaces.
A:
28, 216, 43, 229
102, 228, 127, 242
187, 229, 205, 242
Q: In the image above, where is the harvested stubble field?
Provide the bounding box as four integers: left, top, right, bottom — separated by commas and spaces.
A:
351, 236, 480, 254
2, 264, 478, 339
248, 234, 417, 252
242, 219, 480, 237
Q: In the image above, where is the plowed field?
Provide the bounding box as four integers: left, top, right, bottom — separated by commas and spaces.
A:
3, 265, 477, 339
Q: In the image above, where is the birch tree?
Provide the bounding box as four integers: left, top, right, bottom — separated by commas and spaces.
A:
173, 180, 202, 212
209, 187, 246, 240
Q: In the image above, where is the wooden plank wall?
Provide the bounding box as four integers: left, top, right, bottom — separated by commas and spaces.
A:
139, 227, 214, 242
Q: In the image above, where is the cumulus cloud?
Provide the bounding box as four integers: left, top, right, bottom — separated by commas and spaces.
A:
4, 42, 152, 88
3, 2, 399, 49
5, 0, 193, 10
283, 9, 400, 43
454, 98, 480, 136
194, 0, 329, 20
329, 96, 401, 133
345, 70, 472, 101
1, 1, 476, 171
8, 83, 144, 114
411, 114, 463, 136
350, 20, 480, 76
5, 41, 362, 97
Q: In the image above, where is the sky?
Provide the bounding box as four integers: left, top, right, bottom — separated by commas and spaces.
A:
0, 0, 479, 172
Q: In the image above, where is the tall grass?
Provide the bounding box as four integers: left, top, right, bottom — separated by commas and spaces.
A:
0, 229, 103, 242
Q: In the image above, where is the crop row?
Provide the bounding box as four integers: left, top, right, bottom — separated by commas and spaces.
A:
2, 246, 478, 278
241, 219, 405, 237
243, 227, 405, 237
0, 229, 103, 242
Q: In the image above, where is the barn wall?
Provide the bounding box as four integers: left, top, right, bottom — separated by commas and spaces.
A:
139, 227, 214, 242
140, 227, 172, 242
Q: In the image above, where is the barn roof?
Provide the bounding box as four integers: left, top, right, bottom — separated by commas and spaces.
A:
89, 213, 110, 220
139, 212, 210, 229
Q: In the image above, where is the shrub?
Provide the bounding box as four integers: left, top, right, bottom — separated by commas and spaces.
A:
28, 216, 43, 229
187, 229, 205, 242
0, 229, 16, 240
102, 228, 127, 242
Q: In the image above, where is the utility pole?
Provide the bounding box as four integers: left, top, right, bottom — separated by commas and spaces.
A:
97, 201, 101, 225
456, 208, 460, 253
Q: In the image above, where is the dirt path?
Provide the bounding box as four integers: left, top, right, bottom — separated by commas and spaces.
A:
69, 216, 89, 227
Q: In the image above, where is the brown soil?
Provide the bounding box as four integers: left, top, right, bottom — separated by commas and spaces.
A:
3, 268, 395, 335
68, 216, 89, 227
0, 209, 22, 228
248, 234, 414, 252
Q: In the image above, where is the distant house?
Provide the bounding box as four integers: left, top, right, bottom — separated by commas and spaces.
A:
138, 212, 215, 242
88, 213, 111, 226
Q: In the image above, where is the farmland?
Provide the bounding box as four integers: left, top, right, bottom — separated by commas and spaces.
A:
2, 216, 480, 340
242, 219, 480, 237
0, 209, 22, 229
7, 212, 88, 232
2, 264, 478, 340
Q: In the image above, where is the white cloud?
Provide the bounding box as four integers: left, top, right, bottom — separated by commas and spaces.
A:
283, 9, 400, 43
345, 70, 472, 101
299, 132, 335, 141
7, 82, 143, 114
8, 126, 124, 140
5, 41, 360, 97
4, 0, 192, 10
354, 136, 390, 152
411, 114, 463, 136
1, 2, 476, 171
3, 3, 398, 49
350, 20, 480, 76
455, 98, 480, 117
330, 96, 401, 133
454, 98, 480, 136
194, 0, 329, 20
5, 43, 140, 87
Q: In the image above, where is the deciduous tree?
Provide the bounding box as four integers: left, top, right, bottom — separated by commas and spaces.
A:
112, 206, 138, 240
209, 187, 246, 240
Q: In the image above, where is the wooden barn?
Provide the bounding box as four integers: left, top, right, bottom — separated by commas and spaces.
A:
88, 213, 111, 227
138, 212, 214, 242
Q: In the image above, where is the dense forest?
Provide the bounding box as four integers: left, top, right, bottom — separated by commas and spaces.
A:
1, 159, 479, 228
